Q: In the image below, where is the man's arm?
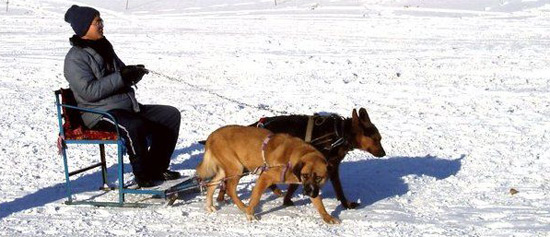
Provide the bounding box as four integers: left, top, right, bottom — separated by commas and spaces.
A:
64, 50, 126, 102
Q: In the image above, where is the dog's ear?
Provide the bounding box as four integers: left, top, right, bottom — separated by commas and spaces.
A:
292, 162, 304, 181
359, 107, 372, 126
352, 109, 361, 131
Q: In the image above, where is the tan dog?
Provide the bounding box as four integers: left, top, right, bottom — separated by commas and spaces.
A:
196, 125, 340, 224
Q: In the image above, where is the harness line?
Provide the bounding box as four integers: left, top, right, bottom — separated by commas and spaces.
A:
149, 70, 289, 115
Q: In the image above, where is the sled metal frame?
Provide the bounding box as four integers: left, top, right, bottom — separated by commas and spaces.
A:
55, 89, 201, 207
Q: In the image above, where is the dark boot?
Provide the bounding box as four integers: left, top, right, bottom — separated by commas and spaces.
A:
134, 173, 156, 188
152, 170, 181, 181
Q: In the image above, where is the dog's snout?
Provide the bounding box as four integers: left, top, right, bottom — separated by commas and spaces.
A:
303, 184, 319, 198
304, 184, 312, 193
368, 147, 386, 157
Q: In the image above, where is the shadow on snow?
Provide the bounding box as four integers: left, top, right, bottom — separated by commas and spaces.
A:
257, 154, 463, 218
0, 143, 204, 220
0, 142, 462, 220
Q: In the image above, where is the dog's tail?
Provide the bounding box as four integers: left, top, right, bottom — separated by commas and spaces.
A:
196, 148, 219, 179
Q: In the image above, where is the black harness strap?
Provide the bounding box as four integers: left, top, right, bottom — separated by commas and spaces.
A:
309, 115, 349, 152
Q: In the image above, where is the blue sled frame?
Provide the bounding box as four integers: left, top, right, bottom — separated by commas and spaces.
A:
54, 89, 199, 207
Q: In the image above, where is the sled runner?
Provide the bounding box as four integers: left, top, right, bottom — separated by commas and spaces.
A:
54, 88, 200, 207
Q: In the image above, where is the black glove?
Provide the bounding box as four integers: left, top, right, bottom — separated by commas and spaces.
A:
120, 64, 149, 86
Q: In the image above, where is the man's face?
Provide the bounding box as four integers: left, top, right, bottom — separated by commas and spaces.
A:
83, 16, 104, 40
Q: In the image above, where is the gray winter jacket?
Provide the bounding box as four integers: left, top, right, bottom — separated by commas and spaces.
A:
63, 44, 140, 128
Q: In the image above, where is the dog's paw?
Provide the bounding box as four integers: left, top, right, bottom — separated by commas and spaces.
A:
272, 188, 284, 197
282, 199, 294, 206
343, 201, 360, 209
238, 205, 249, 213
205, 205, 217, 213
246, 214, 259, 221
322, 215, 341, 224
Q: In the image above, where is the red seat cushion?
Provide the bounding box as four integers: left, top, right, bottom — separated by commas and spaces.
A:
63, 125, 118, 140
59, 88, 118, 141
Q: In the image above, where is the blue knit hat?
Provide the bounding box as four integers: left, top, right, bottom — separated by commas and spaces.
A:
64, 5, 100, 37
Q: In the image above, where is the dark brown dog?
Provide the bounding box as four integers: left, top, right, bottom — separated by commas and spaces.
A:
196, 125, 340, 224
215, 108, 385, 209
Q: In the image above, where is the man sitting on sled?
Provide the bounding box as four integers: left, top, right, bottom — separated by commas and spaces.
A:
63, 5, 181, 187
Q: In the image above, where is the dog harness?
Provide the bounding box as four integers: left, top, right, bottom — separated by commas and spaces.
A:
261, 133, 272, 163
304, 116, 314, 142
252, 133, 273, 175
252, 133, 292, 182
308, 114, 348, 151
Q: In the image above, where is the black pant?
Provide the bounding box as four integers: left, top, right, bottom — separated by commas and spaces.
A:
92, 104, 181, 178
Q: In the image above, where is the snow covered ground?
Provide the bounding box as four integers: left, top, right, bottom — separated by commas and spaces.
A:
1, 0, 549, 235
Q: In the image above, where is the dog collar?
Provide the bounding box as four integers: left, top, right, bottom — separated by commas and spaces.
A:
257, 117, 267, 128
